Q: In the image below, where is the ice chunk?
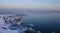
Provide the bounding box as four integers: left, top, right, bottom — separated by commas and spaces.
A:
1, 30, 19, 33
0, 17, 5, 25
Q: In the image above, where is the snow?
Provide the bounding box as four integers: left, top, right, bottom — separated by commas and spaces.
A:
0, 16, 25, 33
1, 30, 19, 33
0, 17, 19, 33
0, 29, 25, 33
0, 17, 5, 25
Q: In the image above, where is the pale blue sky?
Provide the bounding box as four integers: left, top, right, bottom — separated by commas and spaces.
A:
0, 0, 60, 10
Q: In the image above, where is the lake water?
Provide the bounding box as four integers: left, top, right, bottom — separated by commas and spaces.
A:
0, 10, 60, 33
22, 12, 60, 33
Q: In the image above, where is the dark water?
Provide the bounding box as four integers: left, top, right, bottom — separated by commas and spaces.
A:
22, 13, 60, 33
0, 9, 60, 33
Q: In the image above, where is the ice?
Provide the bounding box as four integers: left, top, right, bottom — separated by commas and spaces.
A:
0, 17, 5, 25
1, 30, 19, 33
0, 29, 25, 33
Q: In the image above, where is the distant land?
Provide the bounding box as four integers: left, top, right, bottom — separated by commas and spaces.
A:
0, 9, 60, 15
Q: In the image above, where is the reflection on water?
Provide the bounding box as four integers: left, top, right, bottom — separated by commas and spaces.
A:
22, 13, 60, 33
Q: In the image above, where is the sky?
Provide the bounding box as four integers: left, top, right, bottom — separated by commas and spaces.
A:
0, 0, 60, 10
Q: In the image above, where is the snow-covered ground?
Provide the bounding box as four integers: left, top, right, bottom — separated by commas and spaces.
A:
0, 18, 25, 33
0, 30, 19, 33
0, 17, 5, 25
